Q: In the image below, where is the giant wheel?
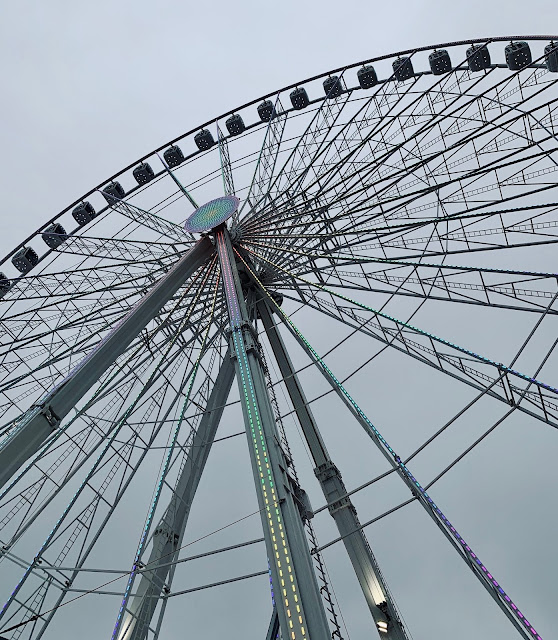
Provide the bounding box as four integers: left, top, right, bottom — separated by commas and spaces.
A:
0, 36, 557, 640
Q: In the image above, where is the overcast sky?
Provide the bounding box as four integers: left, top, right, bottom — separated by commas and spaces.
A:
0, 2, 557, 640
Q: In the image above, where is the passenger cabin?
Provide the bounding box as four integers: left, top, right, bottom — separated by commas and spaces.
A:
257, 100, 276, 122
164, 145, 185, 168
226, 114, 246, 136
12, 247, 39, 274
102, 181, 125, 204
393, 57, 414, 81
72, 201, 96, 226
545, 42, 558, 72
133, 162, 155, 185
42, 223, 67, 249
505, 41, 532, 70
0, 273, 10, 299
323, 76, 343, 98
467, 44, 491, 71
194, 129, 214, 150
290, 87, 310, 110
357, 65, 378, 89
429, 49, 452, 75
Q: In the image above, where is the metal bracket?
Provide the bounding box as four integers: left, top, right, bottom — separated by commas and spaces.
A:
26, 400, 61, 431
227, 322, 260, 357
42, 406, 60, 429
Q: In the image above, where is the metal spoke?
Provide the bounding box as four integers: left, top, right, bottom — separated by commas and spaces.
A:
241, 245, 558, 428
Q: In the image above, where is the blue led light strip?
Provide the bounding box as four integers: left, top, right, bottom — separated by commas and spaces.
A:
243, 244, 558, 399
112, 261, 220, 640
236, 249, 543, 640
215, 231, 308, 640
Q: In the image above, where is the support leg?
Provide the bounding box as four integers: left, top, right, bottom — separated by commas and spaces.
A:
265, 608, 280, 640
118, 349, 235, 640
215, 228, 330, 640
258, 300, 408, 640
0, 238, 214, 491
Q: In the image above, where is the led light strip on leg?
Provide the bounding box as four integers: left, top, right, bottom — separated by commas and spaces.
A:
215, 232, 308, 640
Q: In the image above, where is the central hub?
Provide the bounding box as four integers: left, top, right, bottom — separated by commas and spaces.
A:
184, 195, 240, 233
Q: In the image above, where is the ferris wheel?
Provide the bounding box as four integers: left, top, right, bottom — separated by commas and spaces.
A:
0, 34, 557, 640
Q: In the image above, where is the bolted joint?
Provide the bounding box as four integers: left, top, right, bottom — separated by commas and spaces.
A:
153, 524, 180, 546
42, 405, 60, 428
229, 226, 244, 244
377, 619, 390, 634
28, 394, 62, 431
290, 481, 315, 521
328, 495, 355, 516
376, 601, 392, 634
314, 459, 342, 483
240, 323, 259, 354
227, 321, 261, 357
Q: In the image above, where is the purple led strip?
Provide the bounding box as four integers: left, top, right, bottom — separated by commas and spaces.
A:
399, 465, 540, 639
216, 233, 242, 327
268, 560, 276, 607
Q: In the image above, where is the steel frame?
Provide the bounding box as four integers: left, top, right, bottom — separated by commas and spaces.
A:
1, 36, 556, 640
253, 274, 541, 640
0, 238, 213, 491
116, 349, 235, 640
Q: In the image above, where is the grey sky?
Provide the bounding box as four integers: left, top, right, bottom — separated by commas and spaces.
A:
0, 2, 557, 640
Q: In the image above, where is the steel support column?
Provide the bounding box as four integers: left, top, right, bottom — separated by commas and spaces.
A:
0, 238, 214, 491
215, 228, 330, 640
258, 299, 408, 640
116, 349, 235, 640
